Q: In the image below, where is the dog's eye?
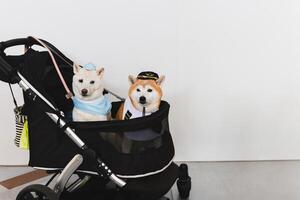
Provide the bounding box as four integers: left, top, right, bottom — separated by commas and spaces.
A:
90, 80, 95, 84
147, 89, 153, 92
79, 79, 83, 83
137, 88, 141, 92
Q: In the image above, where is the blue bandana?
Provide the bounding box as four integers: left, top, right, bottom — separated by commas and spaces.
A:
72, 95, 112, 116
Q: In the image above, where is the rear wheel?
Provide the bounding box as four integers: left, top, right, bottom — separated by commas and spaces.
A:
16, 184, 59, 200
177, 164, 191, 199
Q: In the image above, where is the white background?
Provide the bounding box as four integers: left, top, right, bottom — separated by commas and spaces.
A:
1, 0, 300, 164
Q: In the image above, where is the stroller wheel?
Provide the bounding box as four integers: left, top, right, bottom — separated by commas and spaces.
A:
177, 164, 191, 199
16, 184, 59, 200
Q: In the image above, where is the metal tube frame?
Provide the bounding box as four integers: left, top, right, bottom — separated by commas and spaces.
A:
17, 72, 126, 188
53, 154, 83, 195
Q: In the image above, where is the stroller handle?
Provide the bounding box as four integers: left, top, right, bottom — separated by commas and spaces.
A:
0, 37, 73, 65
0, 36, 74, 84
0, 37, 52, 52
0, 38, 33, 52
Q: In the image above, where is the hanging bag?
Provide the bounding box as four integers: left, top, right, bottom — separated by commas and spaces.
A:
10, 36, 74, 150
10, 84, 29, 150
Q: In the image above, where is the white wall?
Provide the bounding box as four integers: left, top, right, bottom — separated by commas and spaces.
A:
1, 0, 300, 164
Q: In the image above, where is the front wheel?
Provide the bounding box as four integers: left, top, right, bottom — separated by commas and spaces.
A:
16, 184, 59, 200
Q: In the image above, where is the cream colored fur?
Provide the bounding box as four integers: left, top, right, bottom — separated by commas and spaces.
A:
72, 64, 109, 121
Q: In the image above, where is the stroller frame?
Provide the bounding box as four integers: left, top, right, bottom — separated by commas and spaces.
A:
0, 37, 191, 200
18, 71, 126, 194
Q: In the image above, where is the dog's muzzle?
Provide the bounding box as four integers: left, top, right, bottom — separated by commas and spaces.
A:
81, 89, 88, 96
139, 96, 147, 104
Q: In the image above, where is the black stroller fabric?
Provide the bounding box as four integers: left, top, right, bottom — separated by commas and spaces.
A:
7, 48, 175, 177
61, 163, 178, 200
0, 45, 181, 199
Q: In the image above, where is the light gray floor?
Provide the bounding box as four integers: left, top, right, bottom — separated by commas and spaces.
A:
0, 167, 33, 182
1, 161, 300, 200
174, 161, 300, 200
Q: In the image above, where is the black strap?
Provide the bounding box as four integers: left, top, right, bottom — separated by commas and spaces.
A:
45, 171, 60, 186
53, 110, 69, 132
60, 123, 70, 132
8, 83, 18, 108
124, 111, 132, 120
38, 39, 127, 101
142, 107, 146, 117
40, 39, 74, 67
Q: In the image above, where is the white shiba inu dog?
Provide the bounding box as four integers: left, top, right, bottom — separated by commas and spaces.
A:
116, 71, 165, 120
72, 63, 111, 121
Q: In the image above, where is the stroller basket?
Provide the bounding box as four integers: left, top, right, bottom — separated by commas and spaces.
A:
0, 37, 191, 200
29, 100, 174, 177
0, 37, 175, 178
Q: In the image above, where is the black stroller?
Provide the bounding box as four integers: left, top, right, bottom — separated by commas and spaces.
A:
0, 37, 191, 200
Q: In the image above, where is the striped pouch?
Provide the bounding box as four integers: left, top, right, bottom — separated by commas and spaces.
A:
14, 106, 29, 149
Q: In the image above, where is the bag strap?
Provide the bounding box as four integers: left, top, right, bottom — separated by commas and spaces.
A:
28, 37, 125, 101
40, 39, 74, 68
8, 83, 18, 108
29, 36, 73, 99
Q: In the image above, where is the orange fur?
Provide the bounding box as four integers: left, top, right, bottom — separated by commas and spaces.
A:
129, 80, 162, 111
129, 79, 162, 97
116, 79, 163, 120
116, 103, 125, 120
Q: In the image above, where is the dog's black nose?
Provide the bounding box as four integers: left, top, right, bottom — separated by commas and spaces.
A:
81, 89, 88, 96
139, 96, 146, 104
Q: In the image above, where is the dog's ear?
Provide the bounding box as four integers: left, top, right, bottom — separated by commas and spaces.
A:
96, 67, 105, 78
128, 75, 137, 85
156, 75, 165, 86
73, 63, 80, 74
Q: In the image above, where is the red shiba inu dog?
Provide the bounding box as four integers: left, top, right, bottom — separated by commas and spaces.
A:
116, 71, 165, 120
